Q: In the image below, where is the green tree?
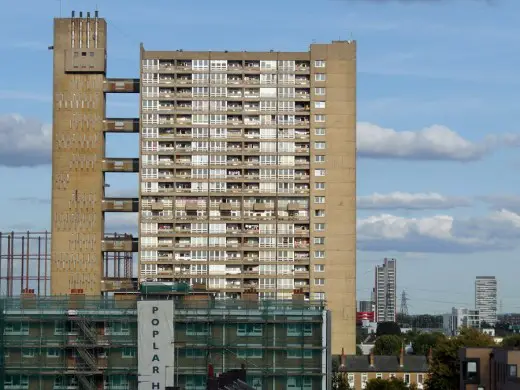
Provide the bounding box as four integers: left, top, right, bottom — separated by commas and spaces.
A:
331, 373, 351, 390
502, 334, 520, 348
425, 327, 494, 390
373, 335, 403, 356
366, 378, 408, 390
412, 332, 445, 355
376, 322, 401, 336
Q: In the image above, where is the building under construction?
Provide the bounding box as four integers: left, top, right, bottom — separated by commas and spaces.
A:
0, 287, 331, 390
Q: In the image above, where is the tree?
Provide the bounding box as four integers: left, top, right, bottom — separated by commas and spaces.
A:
376, 322, 401, 336
412, 332, 445, 356
366, 378, 408, 390
373, 335, 403, 356
332, 373, 351, 390
425, 327, 494, 390
502, 334, 520, 348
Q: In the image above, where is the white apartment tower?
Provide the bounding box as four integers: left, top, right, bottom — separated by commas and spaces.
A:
137, 42, 357, 354
375, 258, 397, 322
475, 276, 497, 325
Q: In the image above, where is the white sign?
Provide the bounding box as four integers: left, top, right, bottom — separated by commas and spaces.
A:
138, 300, 175, 390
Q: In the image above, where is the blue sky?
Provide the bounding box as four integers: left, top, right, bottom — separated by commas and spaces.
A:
1, 0, 519, 313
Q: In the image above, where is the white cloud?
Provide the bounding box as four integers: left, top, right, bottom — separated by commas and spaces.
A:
0, 114, 51, 167
358, 209, 520, 253
357, 122, 492, 161
358, 192, 470, 210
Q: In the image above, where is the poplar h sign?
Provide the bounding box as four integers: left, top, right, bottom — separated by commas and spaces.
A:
138, 300, 175, 390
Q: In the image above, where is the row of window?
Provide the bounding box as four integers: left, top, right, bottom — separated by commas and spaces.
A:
143, 58, 326, 68
347, 373, 424, 385
143, 99, 327, 110
4, 347, 136, 359
3, 321, 129, 336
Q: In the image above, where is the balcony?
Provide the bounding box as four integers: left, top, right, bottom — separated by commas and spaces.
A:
101, 236, 137, 252
104, 118, 139, 133
103, 78, 139, 93
102, 158, 139, 172
102, 198, 138, 212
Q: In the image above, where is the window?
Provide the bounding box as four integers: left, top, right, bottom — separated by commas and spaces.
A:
315, 182, 325, 190
105, 322, 129, 336
47, 348, 60, 358
315, 155, 325, 163
314, 264, 324, 272
404, 374, 410, 384
314, 196, 325, 204
248, 376, 263, 390
313, 292, 325, 300
22, 349, 35, 357
314, 114, 326, 122
389, 373, 396, 378
314, 223, 325, 231
237, 324, 263, 336
462, 360, 479, 382
287, 346, 313, 359
314, 101, 326, 109
314, 141, 326, 149
287, 323, 313, 336
314, 251, 325, 258
314, 60, 326, 68
376, 373, 383, 379
287, 376, 312, 390
186, 323, 210, 336
5, 375, 28, 388
314, 237, 325, 245
314, 278, 325, 286
362, 373, 368, 384
314, 210, 325, 217
315, 73, 326, 81
314, 169, 325, 177
315, 87, 326, 95
122, 347, 136, 358
509, 364, 518, 377
417, 374, 424, 384
184, 348, 205, 358
348, 374, 355, 387
4, 322, 29, 335
237, 346, 263, 359
315, 128, 326, 136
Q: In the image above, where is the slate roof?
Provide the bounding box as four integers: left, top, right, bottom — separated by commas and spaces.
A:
340, 355, 429, 373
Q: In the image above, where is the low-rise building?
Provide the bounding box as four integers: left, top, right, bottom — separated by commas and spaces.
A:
0, 287, 331, 390
339, 350, 429, 389
460, 347, 520, 390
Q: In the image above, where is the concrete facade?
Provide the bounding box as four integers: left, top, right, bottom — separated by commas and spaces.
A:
51, 15, 107, 295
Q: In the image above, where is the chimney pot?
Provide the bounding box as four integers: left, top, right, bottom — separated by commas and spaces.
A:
370, 350, 375, 367
72, 11, 75, 17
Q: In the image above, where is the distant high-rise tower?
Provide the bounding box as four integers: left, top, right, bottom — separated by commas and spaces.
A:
475, 276, 497, 325
375, 258, 397, 322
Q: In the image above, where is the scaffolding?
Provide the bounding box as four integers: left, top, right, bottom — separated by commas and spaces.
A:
0, 231, 50, 296
0, 293, 331, 390
0, 231, 134, 297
